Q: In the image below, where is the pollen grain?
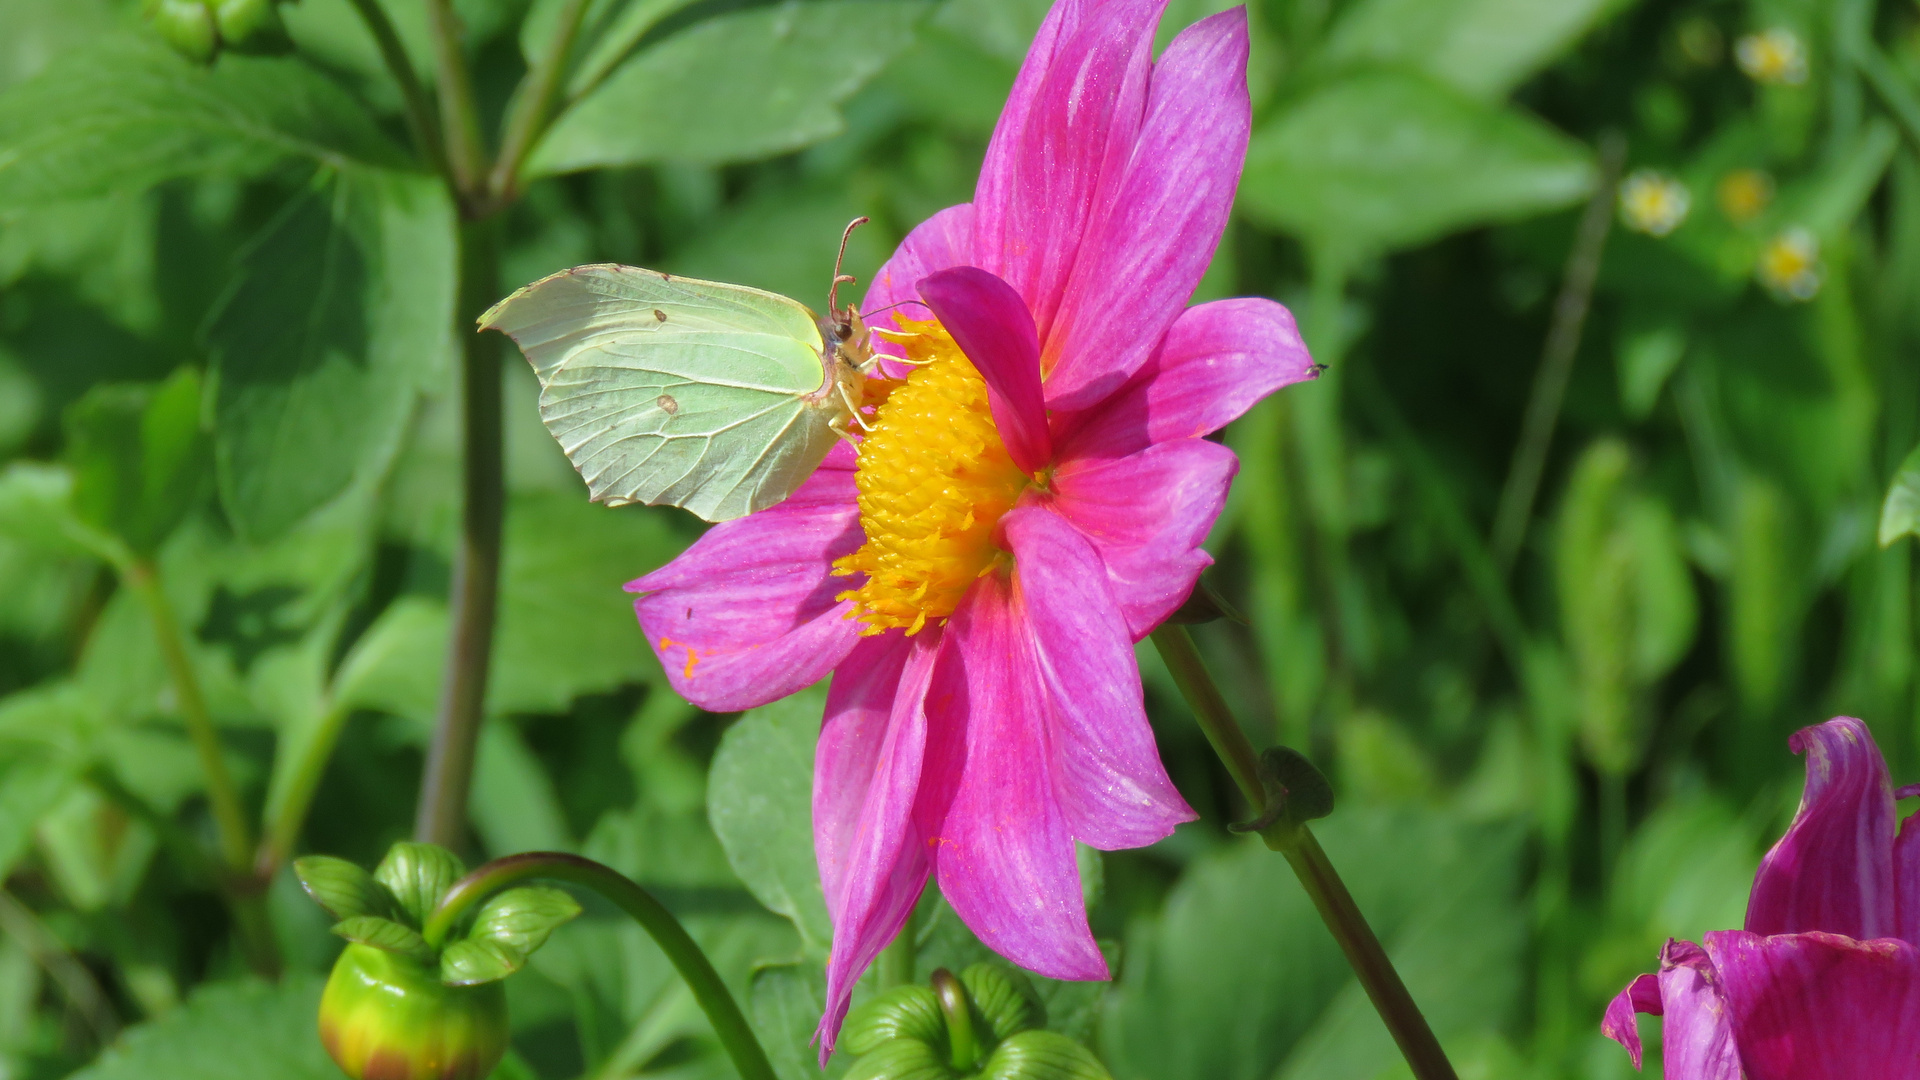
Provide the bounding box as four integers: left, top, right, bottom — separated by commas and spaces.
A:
833, 316, 1028, 635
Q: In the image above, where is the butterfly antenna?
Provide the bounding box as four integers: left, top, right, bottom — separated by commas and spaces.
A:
829, 216, 870, 322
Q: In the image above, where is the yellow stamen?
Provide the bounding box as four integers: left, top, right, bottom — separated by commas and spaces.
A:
833, 316, 1030, 635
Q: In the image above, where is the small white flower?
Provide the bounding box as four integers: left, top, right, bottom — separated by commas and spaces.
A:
1758, 228, 1821, 301
1736, 28, 1809, 86
1619, 170, 1692, 237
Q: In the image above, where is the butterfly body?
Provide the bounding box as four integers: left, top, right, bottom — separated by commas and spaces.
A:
480, 263, 879, 522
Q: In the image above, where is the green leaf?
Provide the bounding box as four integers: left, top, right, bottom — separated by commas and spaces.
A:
472, 720, 574, 856
1103, 809, 1524, 1080
64, 366, 210, 557
1319, 0, 1633, 100
979, 1030, 1110, 1080
707, 682, 832, 952
843, 985, 947, 1056
373, 841, 467, 927
332, 914, 437, 963
0, 753, 82, 881
72, 978, 334, 1080
1240, 70, 1594, 259
751, 962, 832, 1080
0, 461, 123, 563
0, 0, 118, 91
206, 166, 455, 541
0, 40, 401, 205
292, 855, 399, 921
1617, 324, 1687, 421
1879, 442, 1920, 547
441, 885, 581, 985
529, 0, 928, 175
519, 0, 702, 102
490, 491, 690, 714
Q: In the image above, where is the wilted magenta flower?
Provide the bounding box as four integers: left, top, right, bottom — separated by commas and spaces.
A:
1603, 717, 1920, 1079
626, 0, 1315, 1056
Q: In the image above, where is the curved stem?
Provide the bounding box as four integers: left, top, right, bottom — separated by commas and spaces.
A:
425, 853, 777, 1080
487, 0, 593, 207
340, 0, 445, 179
415, 218, 505, 848
1149, 625, 1457, 1080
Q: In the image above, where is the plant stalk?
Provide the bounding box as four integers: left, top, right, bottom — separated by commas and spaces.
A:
341, 0, 445, 179
421, 0, 488, 207
426, 852, 778, 1080
1490, 132, 1625, 571
416, 218, 505, 849
257, 697, 354, 876
1149, 625, 1457, 1080
124, 559, 281, 975
487, 0, 594, 205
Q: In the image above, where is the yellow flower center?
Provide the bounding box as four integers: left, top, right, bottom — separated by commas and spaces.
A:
833, 316, 1030, 635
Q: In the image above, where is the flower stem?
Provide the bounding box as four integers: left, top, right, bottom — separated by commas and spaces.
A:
1149, 625, 1457, 1080
415, 218, 505, 849
421, 0, 488, 208
1489, 131, 1624, 572
487, 0, 593, 206
340, 0, 445, 180
256, 697, 354, 877
425, 852, 777, 1080
123, 558, 281, 976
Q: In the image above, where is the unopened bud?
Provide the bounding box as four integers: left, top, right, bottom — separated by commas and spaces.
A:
319, 944, 508, 1080
144, 0, 218, 63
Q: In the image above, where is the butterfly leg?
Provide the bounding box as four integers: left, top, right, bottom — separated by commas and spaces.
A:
836, 382, 875, 433
829, 412, 862, 447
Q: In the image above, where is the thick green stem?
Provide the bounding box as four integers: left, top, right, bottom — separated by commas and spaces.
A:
416, 219, 505, 849
124, 559, 281, 975
1149, 625, 1457, 1080
878, 900, 921, 989
425, 853, 777, 1080
488, 0, 593, 206
340, 0, 444, 179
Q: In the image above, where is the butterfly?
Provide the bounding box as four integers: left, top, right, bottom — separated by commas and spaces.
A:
480, 219, 883, 523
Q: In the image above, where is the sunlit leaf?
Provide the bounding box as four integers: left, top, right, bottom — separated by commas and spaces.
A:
1320, 0, 1635, 100
1240, 70, 1594, 258
1878, 443, 1920, 547
707, 682, 832, 953
529, 0, 928, 174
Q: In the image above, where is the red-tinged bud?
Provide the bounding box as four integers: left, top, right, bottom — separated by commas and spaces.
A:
318, 944, 508, 1080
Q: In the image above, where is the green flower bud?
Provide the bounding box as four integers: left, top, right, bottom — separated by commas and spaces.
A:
841, 964, 1110, 1080
143, 0, 217, 63
296, 844, 583, 1080
320, 944, 507, 1080
212, 0, 291, 55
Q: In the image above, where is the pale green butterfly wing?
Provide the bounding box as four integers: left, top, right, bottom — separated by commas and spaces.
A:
479, 264, 846, 522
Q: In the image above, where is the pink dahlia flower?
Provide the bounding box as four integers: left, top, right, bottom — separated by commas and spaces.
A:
625, 0, 1315, 1055
1603, 716, 1920, 1079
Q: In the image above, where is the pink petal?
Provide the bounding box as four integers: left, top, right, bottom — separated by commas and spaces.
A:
813, 631, 945, 1062
1003, 506, 1194, 849
1059, 298, 1316, 462
1703, 929, 1920, 1080
972, 0, 1164, 346
1745, 717, 1898, 941
1047, 439, 1237, 639
1041, 9, 1253, 410
918, 267, 1051, 475
627, 444, 862, 712
814, 632, 914, 919
861, 203, 974, 364
926, 572, 1108, 982
1654, 940, 1743, 1080
1601, 972, 1661, 1068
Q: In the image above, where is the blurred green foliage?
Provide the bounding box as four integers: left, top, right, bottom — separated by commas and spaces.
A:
1, 0, 1919, 1076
